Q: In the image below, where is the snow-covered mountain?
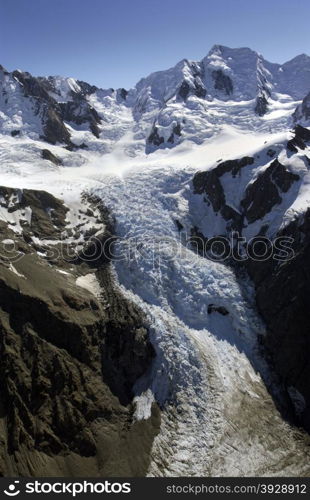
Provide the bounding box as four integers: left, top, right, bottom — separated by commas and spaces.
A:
1, 45, 310, 155
1, 45, 310, 477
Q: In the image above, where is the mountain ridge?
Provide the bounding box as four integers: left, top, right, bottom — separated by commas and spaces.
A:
3, 44, 310, 92
0, 44, 309, 155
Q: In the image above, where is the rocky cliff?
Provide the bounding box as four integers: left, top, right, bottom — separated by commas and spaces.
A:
0, 187, 159, 476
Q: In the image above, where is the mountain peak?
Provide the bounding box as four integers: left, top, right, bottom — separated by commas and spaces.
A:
208, 44, 226, 54
282, 52, 310, 66
206, 44, 259, 59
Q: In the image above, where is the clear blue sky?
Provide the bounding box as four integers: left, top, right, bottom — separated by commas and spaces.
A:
1, 0, 309, 89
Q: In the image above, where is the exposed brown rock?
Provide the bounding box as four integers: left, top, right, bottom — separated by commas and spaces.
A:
0, 187, 159, 477
41, 149, 62, 166
42, 107, 71, 146
246, 209, 310, 431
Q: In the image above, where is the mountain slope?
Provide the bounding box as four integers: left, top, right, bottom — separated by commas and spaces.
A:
0, 186, 159, 476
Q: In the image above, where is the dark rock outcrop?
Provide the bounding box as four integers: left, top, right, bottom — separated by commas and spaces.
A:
12, 71, 52, 101
167, 123, 181, 144
193, 157, 254, 198
76, 80, 98, 96
193, 156, 254, 228
193, 156, 300, 229
178, 81, 190, 100
10, 130, 20, 137
119, 88, 128, 100
59, 97, 101, 138
255, 94, 268, 116
10, 70, 102, 144
212, 69, 233, 95
241, 160, 300, 223
287, 125, 310, 153
0, 186, 68, 239
207, 304, 229, 315
177, 71, 206, 101
42, 106, 72, 146
148, 122, 182, 149
147, 126, 164, 147
194, 168, 225, 213
194, 82, 207, 98
41, 149, 62, 166
293, 91, 310, 123
246, 209, 310, 431
12, 71, 72, 146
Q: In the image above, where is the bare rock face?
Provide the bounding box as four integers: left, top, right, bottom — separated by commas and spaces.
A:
12, 71, 52, 101
167, 123, 182, 144
193, 157, 299, 229
178, 78, 206, 100
147, 126, 164, 148
147, 123, 182, 149
119, 88, 128, 100
42, 106, 72, 146
212, 69, 233, 95
193, 156, 254, 230
12, 71, 72, 147
255, 94, 268, 116
246, 210, 310, 431
0, 186, 68, 239
0, 187, 159, 477
59, 97, 101, 138
293, 92, 310, 123
241, 159, 300, 223
10, 70, 102, 146
41, 149, 62, 166
191, 146, 309, 432
287, 125, 310, 153
178, 80, 191, 100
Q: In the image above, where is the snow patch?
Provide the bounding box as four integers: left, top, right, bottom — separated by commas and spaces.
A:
76, 273, 102, 299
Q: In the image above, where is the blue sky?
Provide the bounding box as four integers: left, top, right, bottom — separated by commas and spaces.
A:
1, 0, 309, 89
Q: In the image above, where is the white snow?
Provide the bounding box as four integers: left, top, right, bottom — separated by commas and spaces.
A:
76, 273, 102, 299
8, 263, 25, 278
48, 76, 82, 101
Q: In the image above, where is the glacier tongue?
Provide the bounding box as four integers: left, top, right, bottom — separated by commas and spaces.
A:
93, 163, 310, 476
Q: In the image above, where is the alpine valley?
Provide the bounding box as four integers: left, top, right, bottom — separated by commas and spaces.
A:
1, 44, 310, 476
